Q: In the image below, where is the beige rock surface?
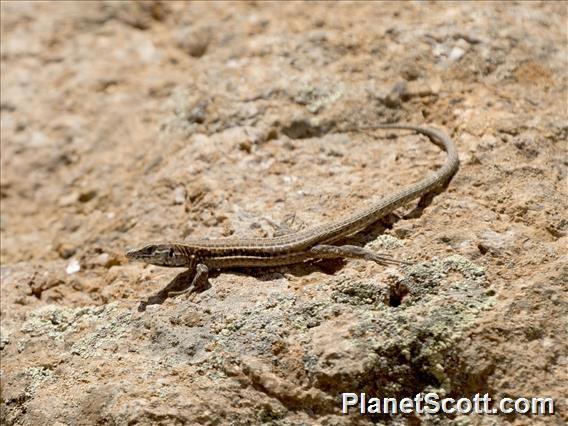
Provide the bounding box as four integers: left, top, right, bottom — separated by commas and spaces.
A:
1, 2, 566, 425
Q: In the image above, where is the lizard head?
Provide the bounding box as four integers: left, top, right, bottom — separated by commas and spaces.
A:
126, 244, 188, 267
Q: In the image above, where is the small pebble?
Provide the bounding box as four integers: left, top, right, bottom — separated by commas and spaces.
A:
93, 253, 110, 267
78, 189, 97, 203
66, 258, 81, 275
174, 186, 187, 205
59, 193, 78, 207
57, 243, 76, 259
92, 252, 121, 268
175, 27, 211, 58
449, 46, 465, 61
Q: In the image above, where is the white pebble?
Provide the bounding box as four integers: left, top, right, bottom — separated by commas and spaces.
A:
66, 258, 81, 274
173, 186, 187, 205
449, 46, 466, 61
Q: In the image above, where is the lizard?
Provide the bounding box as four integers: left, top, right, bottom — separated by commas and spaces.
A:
126, 124, 459, 296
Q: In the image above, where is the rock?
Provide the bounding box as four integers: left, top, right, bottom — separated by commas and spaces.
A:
0, 327, 10, 350
56, 243, 76, 259
92, 253, 109, 267
175, 26, 211, 58
78, 189, 97, 203
449, 46, 466, 61
91, 252, 121, 269
59, 192, 78, 207
65, 258, 81, 275
1, 2, 566, 424
173, 186, 186, 205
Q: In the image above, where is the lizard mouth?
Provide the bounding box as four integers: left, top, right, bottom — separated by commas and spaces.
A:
125, 248, 147, 260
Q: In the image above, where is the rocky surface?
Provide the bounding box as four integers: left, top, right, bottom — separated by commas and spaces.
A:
1, 2, 566, 425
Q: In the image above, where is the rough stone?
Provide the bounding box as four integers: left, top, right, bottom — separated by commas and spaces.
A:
1, 2, 566, 425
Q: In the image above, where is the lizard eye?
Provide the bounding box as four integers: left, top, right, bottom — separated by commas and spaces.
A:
168, 248, 174, 258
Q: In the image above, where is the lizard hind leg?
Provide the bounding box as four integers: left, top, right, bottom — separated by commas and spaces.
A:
309, 244, 411, 267
264, 212, 305, 237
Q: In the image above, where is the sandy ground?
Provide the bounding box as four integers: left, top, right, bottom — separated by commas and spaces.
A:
1, 2, 566, 425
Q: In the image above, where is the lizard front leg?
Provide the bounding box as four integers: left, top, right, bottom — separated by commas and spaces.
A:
168, 263, 209, 296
